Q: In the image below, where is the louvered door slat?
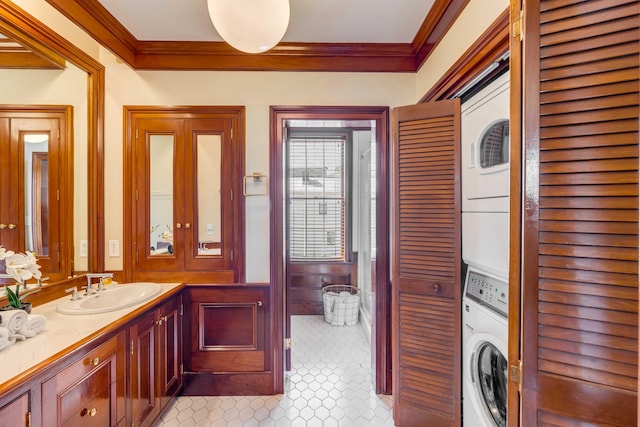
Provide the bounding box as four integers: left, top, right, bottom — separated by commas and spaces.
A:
393, 100, 460, 427
521, 0, 639, 424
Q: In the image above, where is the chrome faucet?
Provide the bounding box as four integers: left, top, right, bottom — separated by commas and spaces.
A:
85, 273, 114, 293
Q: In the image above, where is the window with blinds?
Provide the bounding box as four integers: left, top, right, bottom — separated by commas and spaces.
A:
288, 136, 347, 261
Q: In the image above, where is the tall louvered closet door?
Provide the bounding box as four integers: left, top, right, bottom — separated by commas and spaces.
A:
519, 0, 639, 425
392, 100, 461, 427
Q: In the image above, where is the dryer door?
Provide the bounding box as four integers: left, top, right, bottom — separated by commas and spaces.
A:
475, 341, 508, 427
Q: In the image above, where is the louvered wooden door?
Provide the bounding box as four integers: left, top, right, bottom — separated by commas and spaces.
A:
392, 100, 461, 427
518, 0, 639, 425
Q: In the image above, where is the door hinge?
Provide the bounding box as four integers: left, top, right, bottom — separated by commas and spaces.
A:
230, 189, 233, 201
180, 363, 184, 375
131, 339, 134, 356
285, 338, 291, 350
56, 128, 60, 139
512, 10, 524, 41
510, 360, 522, 392
135, 189, 139, 201
231, 250, 234, 261
180, 303, 184, 316
27, 411, 31, 427
135, 128, 139, 140
136, 250, 139, 262
57, 189, 60, 201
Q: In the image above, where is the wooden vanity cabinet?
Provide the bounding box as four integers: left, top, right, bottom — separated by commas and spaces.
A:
130, 296, 183, 427
0, 391, 31, 427
41, 331, 126, 427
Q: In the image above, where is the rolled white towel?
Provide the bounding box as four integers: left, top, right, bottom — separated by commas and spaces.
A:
19, 314, 46, 337
0, 326, 14, 351
0, 309, 28, 334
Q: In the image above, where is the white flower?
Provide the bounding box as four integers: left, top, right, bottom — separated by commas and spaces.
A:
0, 246, 42, 284
0, 246, 15, 261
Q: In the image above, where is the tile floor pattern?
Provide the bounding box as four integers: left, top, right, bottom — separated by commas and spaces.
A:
156, 315, 396, 426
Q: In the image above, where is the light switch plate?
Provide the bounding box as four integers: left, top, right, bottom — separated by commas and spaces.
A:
79, 240, 88, 258
108, 240, 120, 257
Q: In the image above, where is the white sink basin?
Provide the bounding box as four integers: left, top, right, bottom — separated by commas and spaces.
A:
56, 283, 162, 315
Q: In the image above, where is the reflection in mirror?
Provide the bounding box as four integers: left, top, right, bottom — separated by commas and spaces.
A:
24, 133, 49, 255
149, 135, 175, 256
196, 134, 222, 256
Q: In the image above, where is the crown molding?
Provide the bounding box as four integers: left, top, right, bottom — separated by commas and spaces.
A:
45, 0, 468, 72
420, 8, 509, 102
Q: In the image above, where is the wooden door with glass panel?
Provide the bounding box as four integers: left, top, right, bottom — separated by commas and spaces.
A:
126, 107, 243, 282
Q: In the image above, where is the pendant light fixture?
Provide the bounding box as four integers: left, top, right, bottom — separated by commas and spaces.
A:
207, 0, 290, 54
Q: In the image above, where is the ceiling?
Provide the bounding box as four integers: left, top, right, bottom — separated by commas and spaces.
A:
97, 0, 436, 44
17, 0, 470, 72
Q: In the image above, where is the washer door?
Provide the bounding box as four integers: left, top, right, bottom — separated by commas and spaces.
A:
475, 341, 508, 427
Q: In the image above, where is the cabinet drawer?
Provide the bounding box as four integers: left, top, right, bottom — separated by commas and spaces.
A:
59, 362, 110, 425
53, 334, 121, 387
42, 332, 126, 427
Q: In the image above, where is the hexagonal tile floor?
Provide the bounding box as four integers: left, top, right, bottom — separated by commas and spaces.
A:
156, 315, 396, 426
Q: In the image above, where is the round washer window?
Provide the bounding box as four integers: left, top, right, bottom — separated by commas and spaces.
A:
479, 120, 509, 168
477, 342, 508, 427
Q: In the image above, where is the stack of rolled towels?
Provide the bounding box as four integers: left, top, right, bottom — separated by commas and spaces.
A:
0, 309, 46, 352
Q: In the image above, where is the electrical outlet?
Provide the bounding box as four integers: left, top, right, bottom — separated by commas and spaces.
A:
206, 224, 213, 235
79, 240, 88, 258
108, 240, 120, 257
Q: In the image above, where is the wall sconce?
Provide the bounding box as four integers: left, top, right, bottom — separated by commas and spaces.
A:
243, 172, 269, 196
207, 0, 290, 54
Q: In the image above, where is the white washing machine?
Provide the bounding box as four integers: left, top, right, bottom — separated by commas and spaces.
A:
462, 264, 508, 427
461, 70, 510, 279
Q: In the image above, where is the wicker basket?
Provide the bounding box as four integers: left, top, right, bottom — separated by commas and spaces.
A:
321, 284, 360, 326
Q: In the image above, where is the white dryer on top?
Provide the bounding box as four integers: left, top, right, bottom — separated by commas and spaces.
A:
461, 71, 510, 214
461, 71, 510, 278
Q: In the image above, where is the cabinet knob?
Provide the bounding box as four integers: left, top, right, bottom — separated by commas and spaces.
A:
0, 224, 5, 229
7, 224, 16, 229
88, 357, 100, 366
176, 223, 182, 229
81, 407, 97, 417
185, 223, 191, 229
257, 301, 263, 307
433, 283, 441, 293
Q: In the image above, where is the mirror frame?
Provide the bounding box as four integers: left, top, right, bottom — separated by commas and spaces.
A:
0, 0, 105, 274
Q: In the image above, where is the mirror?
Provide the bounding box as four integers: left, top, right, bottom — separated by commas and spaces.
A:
23, 133, 49, 255
196, 134, 222, 256
0, 0, 105, 280
148, 133, 222, 257
149, 135, 175, 256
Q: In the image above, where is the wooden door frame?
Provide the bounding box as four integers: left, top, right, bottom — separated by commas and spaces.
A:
269, 106, 391, 394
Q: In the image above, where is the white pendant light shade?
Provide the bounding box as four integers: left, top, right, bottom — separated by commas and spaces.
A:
207, 0, 290, 54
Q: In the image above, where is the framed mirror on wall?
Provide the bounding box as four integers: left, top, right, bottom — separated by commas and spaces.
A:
0, 0, 105, 282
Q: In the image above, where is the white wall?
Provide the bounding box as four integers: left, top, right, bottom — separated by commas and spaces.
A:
101, 48, 416, 281
415, 0, 509, 101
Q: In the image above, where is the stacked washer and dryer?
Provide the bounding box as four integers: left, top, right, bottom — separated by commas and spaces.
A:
461, 71, 510, 427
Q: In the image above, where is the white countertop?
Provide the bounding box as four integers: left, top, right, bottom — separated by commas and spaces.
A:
0, 282, 182, 390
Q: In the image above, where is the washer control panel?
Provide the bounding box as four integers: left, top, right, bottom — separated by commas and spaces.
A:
465, 269, 508, 318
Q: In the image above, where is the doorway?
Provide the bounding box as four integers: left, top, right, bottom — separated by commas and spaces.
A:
269, 106, 391, 394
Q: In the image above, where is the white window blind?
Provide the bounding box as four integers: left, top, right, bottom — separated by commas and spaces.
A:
288, 137, 346, 261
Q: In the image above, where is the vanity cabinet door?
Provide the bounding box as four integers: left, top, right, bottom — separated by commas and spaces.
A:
41, 332, 126, 427
129, 310, 159, 427
0, 392, 30, 427
157, 296, 183, 409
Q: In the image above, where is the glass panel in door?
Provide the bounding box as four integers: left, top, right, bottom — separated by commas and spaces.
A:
149, 134, 175, 257
195, 134, 222, 256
